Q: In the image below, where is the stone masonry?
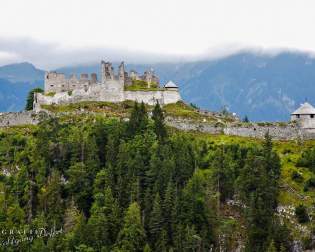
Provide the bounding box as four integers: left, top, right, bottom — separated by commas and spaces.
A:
36, 61, 179, 109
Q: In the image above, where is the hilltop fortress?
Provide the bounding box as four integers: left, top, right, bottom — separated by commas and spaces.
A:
2, 60, 315, 141
34, 61, 181, 110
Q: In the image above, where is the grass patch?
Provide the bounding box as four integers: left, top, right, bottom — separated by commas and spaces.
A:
41, 101, 136, 116
45, 92, 56, 96
125, 79, 162, 91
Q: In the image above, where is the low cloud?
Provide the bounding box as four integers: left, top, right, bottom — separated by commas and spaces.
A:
0, 37, 197, 70
1, 37, 315, 70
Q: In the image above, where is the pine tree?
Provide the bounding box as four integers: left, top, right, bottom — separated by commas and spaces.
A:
25, 87, 44, 110
38, 170, 64, 227
149, 193, 163, 247
114, 202, 146, 252
163, 180, 175, 244
86, 193, 109, 249
152, 101, 167, 141
66, 162, 93, 216
243, 115, 249, 123
143, 243, 152, 252
127, 102, 148, 136
267, 240, 277, 252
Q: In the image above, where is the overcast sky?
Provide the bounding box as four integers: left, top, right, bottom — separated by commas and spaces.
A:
1, 0, 315, 69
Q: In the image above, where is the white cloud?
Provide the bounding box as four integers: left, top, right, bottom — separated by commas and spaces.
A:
0, 0, 315, 68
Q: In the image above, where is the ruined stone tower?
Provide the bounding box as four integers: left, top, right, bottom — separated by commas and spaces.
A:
118, 62, 125, 82
101, 61, 115, 83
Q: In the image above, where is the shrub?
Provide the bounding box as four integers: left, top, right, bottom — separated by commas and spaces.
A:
282, 148, 292, 155
291, 170, 303, 183
295, 204, 309, 223
304, 177, 315, 191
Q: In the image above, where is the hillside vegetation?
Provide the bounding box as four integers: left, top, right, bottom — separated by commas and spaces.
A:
1, 102, 315, 251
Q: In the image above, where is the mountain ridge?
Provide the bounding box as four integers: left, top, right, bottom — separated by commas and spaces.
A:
1, 51, 315, 121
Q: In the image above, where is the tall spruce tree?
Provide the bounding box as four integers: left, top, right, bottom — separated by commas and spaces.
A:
149, 193, 163, 248
127, 102, 148, 136
114, 202, 146, 252
152, 101, 167, 141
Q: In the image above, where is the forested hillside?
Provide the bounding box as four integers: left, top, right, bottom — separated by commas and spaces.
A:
0, 102, 315, 251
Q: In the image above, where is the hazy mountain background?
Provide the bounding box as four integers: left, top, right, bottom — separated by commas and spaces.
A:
1, 52, 315, 121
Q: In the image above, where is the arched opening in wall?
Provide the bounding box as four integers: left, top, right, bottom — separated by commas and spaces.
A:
311, 114, 314, 118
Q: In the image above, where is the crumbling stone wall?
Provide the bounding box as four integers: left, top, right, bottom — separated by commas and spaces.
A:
35, 84, 181, 108
166, 119, 311, 140
44, 72, 97, 94
0, 111, 49, 127
2, 111, 315, 141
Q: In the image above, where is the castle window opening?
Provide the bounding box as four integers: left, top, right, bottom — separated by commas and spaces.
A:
311, 114, 314, 118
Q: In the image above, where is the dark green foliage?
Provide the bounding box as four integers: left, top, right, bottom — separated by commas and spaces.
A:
114, 202, 146, 251
127, 102, 148, 137
0, 103, 285, 251
304, 177, 315, 191
295, 204, 309, 223
291, 170, 303, 182
25, 87, 43, 110
297, 147, 315, 173
238, 132, 281, 251
152, 102, 167, 141
243, 115, 249, 122
189, 103, 199, 110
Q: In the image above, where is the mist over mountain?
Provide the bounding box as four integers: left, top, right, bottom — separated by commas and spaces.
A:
1, 51, 315, 121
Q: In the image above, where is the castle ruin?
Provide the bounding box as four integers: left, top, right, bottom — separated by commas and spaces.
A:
35, 61, 180, 110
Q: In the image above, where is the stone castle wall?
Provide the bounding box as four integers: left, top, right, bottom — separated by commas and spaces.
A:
0, 111, 49, 127
2, 111, 315, 140
45, 72, 97, 94
165, 118, 315, 140
34, 82, 181, 109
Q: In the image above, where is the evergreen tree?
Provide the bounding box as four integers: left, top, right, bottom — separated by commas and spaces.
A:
66, 162, 93, 216
127, 102, 148, 136
114, 202, 146, 252
243, 115, 249, 123
163, 180, 175, 245
86, 186, 120, 250
212, 146, 236, 202
25, 87, 43, 110
38, 170, 64, 227
266, 240, 277, 252
152, 101, 167, 141
149, 193, 163, 248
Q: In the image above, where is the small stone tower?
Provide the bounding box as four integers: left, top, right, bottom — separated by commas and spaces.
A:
291, 102, 315, 129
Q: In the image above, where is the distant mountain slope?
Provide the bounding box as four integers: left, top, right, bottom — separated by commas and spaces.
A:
56, 52, 315, 121
0, 78, 42, 112
0, 62, 45, 83
0, 63, 44, 112
1, 52, 315, 120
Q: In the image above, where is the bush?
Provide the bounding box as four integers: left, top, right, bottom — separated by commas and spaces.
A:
282, 148, 292, 155
291, 170, 303, 183
295, 204, 309, 223
304, 177, 315, 191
